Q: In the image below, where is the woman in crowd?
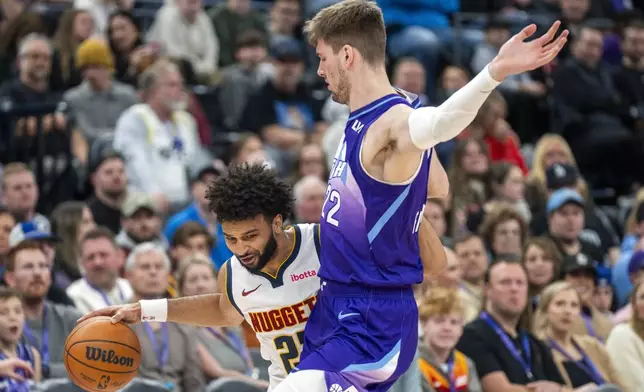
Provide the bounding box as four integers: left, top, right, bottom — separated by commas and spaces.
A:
525, 133, 589, 215
521, 237, 561, 310
289, 143, 328, 185
606, 280, 644, 392
534, 282, 625, 391
51, 9, 94, 90
478, 204, 528, 260
447, 137, 490, 239
176, 254, 269, 391
50, 201, 96, 289
417, 287, 482, 392
467, 161, 530, 232
107, 11, 148, 86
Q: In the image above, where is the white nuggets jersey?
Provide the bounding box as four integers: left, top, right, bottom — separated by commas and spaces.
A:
226, 223, 321, 390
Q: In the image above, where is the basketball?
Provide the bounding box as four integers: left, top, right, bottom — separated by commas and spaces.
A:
64, 316, 141, 392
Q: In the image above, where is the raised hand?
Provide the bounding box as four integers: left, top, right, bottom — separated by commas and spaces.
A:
489, 21, 569, 81
76, 302, 142, 325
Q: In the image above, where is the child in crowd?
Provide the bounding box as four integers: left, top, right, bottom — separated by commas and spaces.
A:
0, 287, 40, 390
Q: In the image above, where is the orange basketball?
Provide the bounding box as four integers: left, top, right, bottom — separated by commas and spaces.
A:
64, 316, 141, 392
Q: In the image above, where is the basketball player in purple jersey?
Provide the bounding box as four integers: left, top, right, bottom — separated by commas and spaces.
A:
270, 1, 569, 391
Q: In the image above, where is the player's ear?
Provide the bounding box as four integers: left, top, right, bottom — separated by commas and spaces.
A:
342, 45, 354, 66
272, 214, 283, 233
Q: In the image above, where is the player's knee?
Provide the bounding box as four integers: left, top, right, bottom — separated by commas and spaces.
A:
272, 370, 327, 392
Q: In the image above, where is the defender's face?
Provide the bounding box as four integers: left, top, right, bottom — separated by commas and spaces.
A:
222, 215, 277, 271
316, 39, 350, 104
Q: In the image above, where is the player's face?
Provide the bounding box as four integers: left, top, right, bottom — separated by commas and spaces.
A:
222, 215, 280, 272
316, 39, 350, 104
0, 297, 24, 343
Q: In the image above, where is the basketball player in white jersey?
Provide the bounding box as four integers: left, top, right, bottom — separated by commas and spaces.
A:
77, 162, 447, 390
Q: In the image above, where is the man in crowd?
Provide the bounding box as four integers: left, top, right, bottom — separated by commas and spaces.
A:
66, 227, 133, 313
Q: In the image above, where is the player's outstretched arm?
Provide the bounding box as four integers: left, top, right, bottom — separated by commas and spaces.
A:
394, 21, 568, 154
418, 216, 447, 278
77, 262, 245, 327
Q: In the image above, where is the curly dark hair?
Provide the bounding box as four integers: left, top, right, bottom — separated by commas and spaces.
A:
206, 163, 295, 223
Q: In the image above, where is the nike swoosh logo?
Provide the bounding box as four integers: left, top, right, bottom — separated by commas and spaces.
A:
338, 311, 360, 320
242, 284, 261, 297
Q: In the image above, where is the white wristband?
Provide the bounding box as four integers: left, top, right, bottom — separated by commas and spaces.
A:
140, 299, 168, 322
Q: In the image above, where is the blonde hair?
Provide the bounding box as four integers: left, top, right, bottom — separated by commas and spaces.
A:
533, 281, 580, 338
527, 134, 589, 200
304, 0, 386, 65
1, 162, 32, 189
418, 287, 465, 322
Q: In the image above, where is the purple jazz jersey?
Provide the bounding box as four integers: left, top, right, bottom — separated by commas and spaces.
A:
296, 93, 430, 391
319, 92, 429, 287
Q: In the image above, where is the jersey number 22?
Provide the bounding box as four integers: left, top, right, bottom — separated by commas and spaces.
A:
322, 185, 341, 227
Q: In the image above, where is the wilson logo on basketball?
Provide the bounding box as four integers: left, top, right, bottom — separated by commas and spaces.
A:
85, 347, 135, 368
291, 270, 317, 282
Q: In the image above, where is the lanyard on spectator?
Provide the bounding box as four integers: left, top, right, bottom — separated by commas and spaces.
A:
480, 312, 533, 381
85, 278, 124, 306
22, 306, 48, 378
446, 351, 457, 392
581, 313, 600, 342
207, 327, 252, 374
0, 343, 33, 392
144, 324, 169, 370
548, 338, 605, 385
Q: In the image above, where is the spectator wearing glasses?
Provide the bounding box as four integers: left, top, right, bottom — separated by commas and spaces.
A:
3, 241, 82, 380
113, 59, 207, 213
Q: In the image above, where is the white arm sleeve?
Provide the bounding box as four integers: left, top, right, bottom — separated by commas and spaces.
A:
408, 65, 502, 150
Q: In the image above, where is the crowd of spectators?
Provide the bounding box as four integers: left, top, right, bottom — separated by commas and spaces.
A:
1, 0, 644, 390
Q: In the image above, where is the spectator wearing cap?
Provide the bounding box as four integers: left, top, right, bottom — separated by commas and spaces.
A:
613, 250, 644, 324
164, 165, 232, 270
546, 188, 604, 264
86, 149, 129, 234
146, 0, 219, 83
116, 192, 168, 254
208, 0, 268, 68
6, 222, 75, 307
0, 207, 16, 268
1, 163, 50, 234
555, 253, 614, 342
63, 38, 139, 148
66, 227, 132, 314
239, 36, 327, 176
113, 59, 209, 212
594, 269, 616, 319
3, 241, 83, 380
532, 163, 620, 261
217, 29, 272, 131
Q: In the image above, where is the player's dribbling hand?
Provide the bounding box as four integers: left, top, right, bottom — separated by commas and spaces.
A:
76, 303, 142, 325
488, 20, 569, 81
0, 358, 34, 381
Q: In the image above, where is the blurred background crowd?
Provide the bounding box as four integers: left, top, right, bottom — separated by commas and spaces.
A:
2, 0, 644, 390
